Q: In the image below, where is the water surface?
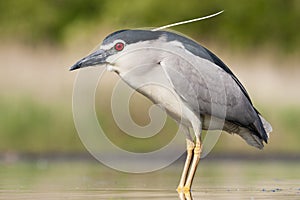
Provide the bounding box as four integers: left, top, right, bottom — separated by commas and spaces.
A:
0, 159, 299, 199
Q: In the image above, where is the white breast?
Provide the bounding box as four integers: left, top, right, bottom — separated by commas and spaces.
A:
139, 84, 188, 123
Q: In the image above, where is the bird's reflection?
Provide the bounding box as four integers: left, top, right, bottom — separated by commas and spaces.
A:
178, 191, 193, 200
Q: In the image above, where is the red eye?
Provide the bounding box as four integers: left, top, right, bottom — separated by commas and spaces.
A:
114, 42, 124, 51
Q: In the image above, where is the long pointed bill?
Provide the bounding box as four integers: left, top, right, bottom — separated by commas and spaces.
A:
69, 49, 108, 71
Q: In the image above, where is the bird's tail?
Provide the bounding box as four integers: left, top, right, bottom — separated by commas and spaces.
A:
237, 115, 272, 149
258, 114, 273, 137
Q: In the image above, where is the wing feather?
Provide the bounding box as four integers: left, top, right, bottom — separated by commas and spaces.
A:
160, 54, 269, 145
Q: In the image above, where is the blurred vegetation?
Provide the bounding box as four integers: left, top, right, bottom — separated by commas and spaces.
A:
0, 95, 299, 154
0, 0, 299, 52
0, 97, 83, 153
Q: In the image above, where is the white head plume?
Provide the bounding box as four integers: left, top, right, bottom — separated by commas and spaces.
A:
152, 10, 224, 31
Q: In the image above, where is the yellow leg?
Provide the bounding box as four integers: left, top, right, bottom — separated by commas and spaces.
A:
177, 139, 194, 193
184, 139, 202, 191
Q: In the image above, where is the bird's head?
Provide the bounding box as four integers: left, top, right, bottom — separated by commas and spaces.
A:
70, 29, 191, 74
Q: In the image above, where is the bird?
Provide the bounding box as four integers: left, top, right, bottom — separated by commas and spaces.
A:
70, 29, 272, 192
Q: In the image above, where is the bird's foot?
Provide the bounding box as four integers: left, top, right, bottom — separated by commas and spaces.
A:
177, 186, 191, 193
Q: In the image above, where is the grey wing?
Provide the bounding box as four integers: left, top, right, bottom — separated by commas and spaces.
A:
160, 54, 268, 143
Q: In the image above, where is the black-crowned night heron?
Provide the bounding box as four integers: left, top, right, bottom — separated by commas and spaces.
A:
70, 29, 272, 192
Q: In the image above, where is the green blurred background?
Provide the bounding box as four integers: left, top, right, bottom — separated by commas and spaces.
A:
0, 0, 299, 158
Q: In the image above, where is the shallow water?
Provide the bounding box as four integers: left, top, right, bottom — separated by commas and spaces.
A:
0, 159, 299, 199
